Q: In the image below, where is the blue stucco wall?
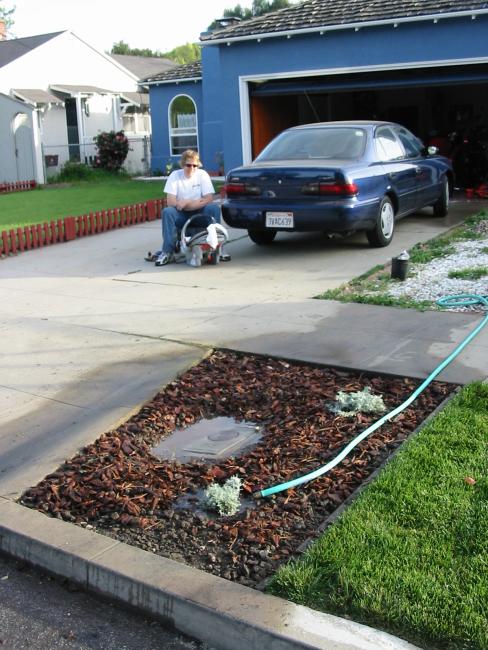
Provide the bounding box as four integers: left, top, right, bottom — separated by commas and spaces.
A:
150, 15, 488, 174
149, 80, 203, 174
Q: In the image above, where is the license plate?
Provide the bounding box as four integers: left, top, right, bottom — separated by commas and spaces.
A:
266, 212, 294, 228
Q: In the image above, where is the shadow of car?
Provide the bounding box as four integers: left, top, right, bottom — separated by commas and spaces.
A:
222, 121, 454, 248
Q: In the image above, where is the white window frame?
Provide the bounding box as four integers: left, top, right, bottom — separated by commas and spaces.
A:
168, 94, 198, 156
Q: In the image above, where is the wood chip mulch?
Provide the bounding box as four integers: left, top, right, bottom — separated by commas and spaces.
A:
20, 350, 456, 588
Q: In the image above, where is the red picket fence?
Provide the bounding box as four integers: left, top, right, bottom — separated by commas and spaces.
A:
0, 180, 37, 194
0, 198, 165, 257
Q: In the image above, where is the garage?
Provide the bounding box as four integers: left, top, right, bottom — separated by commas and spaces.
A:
149, 0, 488, 182
249, 62, 488, 188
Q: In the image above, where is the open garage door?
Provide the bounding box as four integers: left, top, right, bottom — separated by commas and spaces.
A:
249, 63, 488, 187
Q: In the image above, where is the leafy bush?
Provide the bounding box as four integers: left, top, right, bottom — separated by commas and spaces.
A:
93, 130, 129, 172
329, 387, 386, 417
204, 476, 242, 516
55, 162, 98, 182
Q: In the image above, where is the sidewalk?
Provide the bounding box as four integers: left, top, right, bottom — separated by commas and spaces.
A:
1, 210, 486, 649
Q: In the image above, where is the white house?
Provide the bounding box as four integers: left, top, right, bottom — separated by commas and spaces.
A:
0, 28, 164, 182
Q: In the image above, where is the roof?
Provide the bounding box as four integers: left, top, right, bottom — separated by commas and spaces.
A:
0, 31, 63, 68
49, 84, 115, 96
12, 88, 64, 106
111, 54, 177, 81
121, 91, 150, 106
200, 0, 488, 42
143, 60, 202, 84
0, 91, 34, 110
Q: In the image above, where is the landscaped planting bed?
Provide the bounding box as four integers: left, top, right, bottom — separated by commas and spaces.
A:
20, 350, 456, 589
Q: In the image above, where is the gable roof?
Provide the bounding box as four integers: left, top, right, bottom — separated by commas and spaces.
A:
111, 54, 177, 81
12, 88, 65, 106
201, 0, 488, 43
0, 31, 64, 68
121, 91, 150, 107
143, 60, 202, 84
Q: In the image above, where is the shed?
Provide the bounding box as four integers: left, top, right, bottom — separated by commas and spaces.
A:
0, 92, 37, 183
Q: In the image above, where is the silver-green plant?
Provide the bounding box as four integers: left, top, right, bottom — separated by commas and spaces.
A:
204, 476, 242, 516
330, 386, 386, 417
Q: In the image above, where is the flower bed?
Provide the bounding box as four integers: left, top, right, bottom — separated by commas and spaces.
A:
20, 350, 456, 589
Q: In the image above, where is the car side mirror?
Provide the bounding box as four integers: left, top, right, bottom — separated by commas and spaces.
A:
426, 145, 439, 156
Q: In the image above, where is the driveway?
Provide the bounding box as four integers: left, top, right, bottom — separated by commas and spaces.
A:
0, 196, 485, 499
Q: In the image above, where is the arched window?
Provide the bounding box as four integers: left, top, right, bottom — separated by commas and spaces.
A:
168, 95, 198, 155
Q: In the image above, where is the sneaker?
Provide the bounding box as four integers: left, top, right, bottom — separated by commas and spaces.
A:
155, 252, 174, 266
219, 253, 231, 262
145, 250, 162, 262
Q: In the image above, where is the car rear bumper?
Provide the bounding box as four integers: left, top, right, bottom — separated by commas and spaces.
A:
222, 199, 379, 233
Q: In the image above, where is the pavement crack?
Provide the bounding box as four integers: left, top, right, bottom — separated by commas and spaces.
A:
0, 384, 87, 409
113, 278, 220, 289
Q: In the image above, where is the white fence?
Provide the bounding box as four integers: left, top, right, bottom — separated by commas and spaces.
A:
41, 135, 151, 178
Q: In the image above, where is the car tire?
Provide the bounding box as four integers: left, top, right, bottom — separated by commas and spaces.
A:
248, 229, 277, 245
366, 197, 395, 247
432, 177, 449, 217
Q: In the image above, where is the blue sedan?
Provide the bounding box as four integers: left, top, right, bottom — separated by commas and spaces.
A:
222, 121, 453, 247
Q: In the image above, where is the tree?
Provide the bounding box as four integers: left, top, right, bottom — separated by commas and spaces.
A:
0, 3, 15, 33
162, 43, 200, 64
110, 40, 200, 64
208, 0, 296, 29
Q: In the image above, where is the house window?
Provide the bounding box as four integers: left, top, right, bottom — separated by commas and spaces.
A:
169, 95, 198, 155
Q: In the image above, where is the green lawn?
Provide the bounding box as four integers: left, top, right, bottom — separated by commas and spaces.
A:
268, 381, 488, 649
0, 179, 165, 231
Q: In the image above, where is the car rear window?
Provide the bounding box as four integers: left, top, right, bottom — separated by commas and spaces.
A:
255, 127, 366, 161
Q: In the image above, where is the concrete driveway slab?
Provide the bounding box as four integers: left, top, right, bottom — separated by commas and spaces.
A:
0, 197, 486, 649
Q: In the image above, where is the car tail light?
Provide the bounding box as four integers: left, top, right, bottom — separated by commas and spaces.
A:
224, 182, 261, 197
302, 181, 359, 196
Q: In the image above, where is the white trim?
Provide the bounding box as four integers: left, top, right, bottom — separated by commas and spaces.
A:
201, 9, 488, 46
145, 77, 201, 86
237, 55, 488, 165
239, 78, 252, 164
238, 55, 488, 84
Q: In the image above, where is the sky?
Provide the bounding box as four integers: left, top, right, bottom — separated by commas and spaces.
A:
4, 0, 254, 54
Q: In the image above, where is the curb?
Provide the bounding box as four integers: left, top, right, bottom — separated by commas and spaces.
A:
0, 499, 418, 650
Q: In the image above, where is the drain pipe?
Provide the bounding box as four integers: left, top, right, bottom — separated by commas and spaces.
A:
259, 294, 488, 498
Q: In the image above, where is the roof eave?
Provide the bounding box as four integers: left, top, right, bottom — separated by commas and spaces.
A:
144, 76, 202, 86
201, 8, 488, 46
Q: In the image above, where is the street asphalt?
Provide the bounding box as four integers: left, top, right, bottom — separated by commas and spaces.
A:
0, 196, 487, 649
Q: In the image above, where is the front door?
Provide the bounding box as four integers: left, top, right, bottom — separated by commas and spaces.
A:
65, 98, 80, 161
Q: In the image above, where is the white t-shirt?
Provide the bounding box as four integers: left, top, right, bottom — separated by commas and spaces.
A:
164, 168, 215, 201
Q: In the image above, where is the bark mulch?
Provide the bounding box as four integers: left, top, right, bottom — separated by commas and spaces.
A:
20, 350, 457, 589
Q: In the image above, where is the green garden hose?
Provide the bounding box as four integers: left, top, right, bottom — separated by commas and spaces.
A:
259, 294, 488, 498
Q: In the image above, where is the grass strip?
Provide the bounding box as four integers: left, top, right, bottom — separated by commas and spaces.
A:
316, 211, 488, 308
448, 267, 488, 281
0, 179, 164, 231
268, 381, 488, 650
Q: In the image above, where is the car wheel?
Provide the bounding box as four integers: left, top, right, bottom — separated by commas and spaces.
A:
432, 177, 449, 217
366, 197, 395, 247
248, 229, 277, 245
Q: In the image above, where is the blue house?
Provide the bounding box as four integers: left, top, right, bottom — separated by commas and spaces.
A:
145, 0, 488, 176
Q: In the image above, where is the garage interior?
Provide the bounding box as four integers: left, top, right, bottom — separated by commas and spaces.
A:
250, 63, 488, 188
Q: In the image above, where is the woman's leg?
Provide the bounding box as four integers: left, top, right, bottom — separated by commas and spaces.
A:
201, 203, 221, 224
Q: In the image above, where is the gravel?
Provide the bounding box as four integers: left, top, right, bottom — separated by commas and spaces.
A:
388, 237, 488, 311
